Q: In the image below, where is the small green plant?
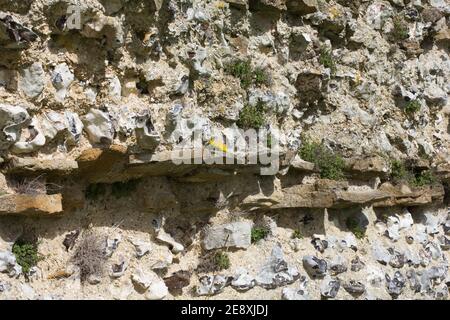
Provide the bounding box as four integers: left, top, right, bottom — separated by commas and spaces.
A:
251, 227, 269, 243
12, 239, 41, 274
111, 179, 140, 199
390, 160, 411, 183
404, 100, 421, 114
319, 47, 337, 75
390, 160, 436, 187
226, 59, 253, 89
345, 217, 366, 240
391, 15, 409, 42
299, 139, 345, 180
292, 229, 303, 239
85, 183, 107, 201
412, 170, 436, 187
225, 60, 269, 89
214, 251, 230, 270
237, 101, 266, 129
254, 67, 269, 86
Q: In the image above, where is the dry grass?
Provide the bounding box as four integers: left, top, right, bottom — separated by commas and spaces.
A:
71, 230, 107, 283
9, 175, 47, 195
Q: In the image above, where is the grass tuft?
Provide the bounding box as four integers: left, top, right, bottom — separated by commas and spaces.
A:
251, 227, 270, 244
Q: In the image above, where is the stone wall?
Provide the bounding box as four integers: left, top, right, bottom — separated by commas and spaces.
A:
0, 0, 449, 300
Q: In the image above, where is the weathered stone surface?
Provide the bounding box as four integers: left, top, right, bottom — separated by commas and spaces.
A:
0, 194, 63, 215
286, 0, 319, 15
272, 181, 445, 210
7, 157, 78, 175
0, 0, 448, 301
346, 156, 389, 177
272, 184, 335, 209
289, 155, 315, 172
18, 63, 45, 98
131, 269, 168, 300
202, 221, 252, 250
76, 145, 130, 183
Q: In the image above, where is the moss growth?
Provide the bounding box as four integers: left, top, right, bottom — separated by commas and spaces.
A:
214, 251, 230, 270
225, 59, 269, 89
85, 183, 107, 201
12, 240, 41, 274
404, 100, 421, 114
251, 227, 270, 243
319, 47, 337, 75
345, 217, 366, 240
111, 179, 140, 199
292, 229, 303, 239
299, 139, 345, 180
391, 15, 409, 42
237, 101, 267, 129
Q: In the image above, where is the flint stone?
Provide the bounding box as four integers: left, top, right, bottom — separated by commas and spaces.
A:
82, 109, 114, 145
372, 241, 391, 265
196, 275, 231, 296
132, 269, 168, 300
156, 229, 184, 254
343, 280, 365, 296
0, 104, 30, 150
51, 63, 74, 102
110, 258, 128, 278
351, 256, 365, 272
231, 267, 256, 292
320, 276, 340, 299
281, 276, 309, 300
0, 251, 22, 276
302, 255, 327, 278
406, 269, 421, 293
18, 62, 45, 98
130, 238, 151, 257
256, 245, 299, 289
386, 271, 406, 298
104, 235, 121, 257
330, 256, 348, 275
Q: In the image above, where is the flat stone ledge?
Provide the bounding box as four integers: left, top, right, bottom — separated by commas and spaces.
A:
0, 194, 63, 216
6, 157, 78, 175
